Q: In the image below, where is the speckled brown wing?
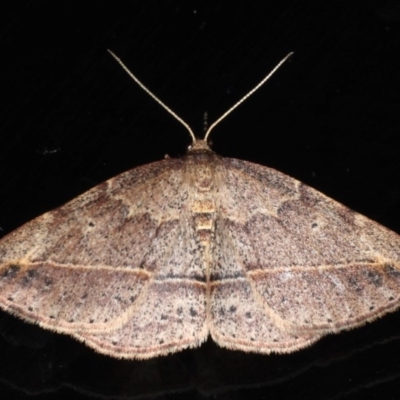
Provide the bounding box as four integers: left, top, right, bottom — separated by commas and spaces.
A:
0, 158, 208, 358
210, 157, 400, 354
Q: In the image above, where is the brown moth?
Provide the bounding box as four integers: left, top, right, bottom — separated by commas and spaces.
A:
1, 52, 400, 359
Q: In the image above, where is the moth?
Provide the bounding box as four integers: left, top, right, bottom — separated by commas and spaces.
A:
0, 52, 399, 359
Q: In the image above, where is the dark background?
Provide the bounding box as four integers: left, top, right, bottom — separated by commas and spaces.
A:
1, 1, 400, 399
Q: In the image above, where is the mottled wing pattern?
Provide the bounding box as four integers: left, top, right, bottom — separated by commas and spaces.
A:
0, 158, 208, 358
210, 158, 400, 353
210, 213, 321, 352
2, 145, 400, 359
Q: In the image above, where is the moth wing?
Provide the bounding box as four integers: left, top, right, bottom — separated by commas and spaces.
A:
210, 158, 400, 353
0, 158, 208, 358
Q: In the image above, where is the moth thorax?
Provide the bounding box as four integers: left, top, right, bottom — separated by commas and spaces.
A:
192, 163, 214, 192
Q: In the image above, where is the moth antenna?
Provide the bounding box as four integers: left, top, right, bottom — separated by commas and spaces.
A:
204, 52, 294, 142
107, 49, 197, 144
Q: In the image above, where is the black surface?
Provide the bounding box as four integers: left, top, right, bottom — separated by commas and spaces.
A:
1, 1, 400, 399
